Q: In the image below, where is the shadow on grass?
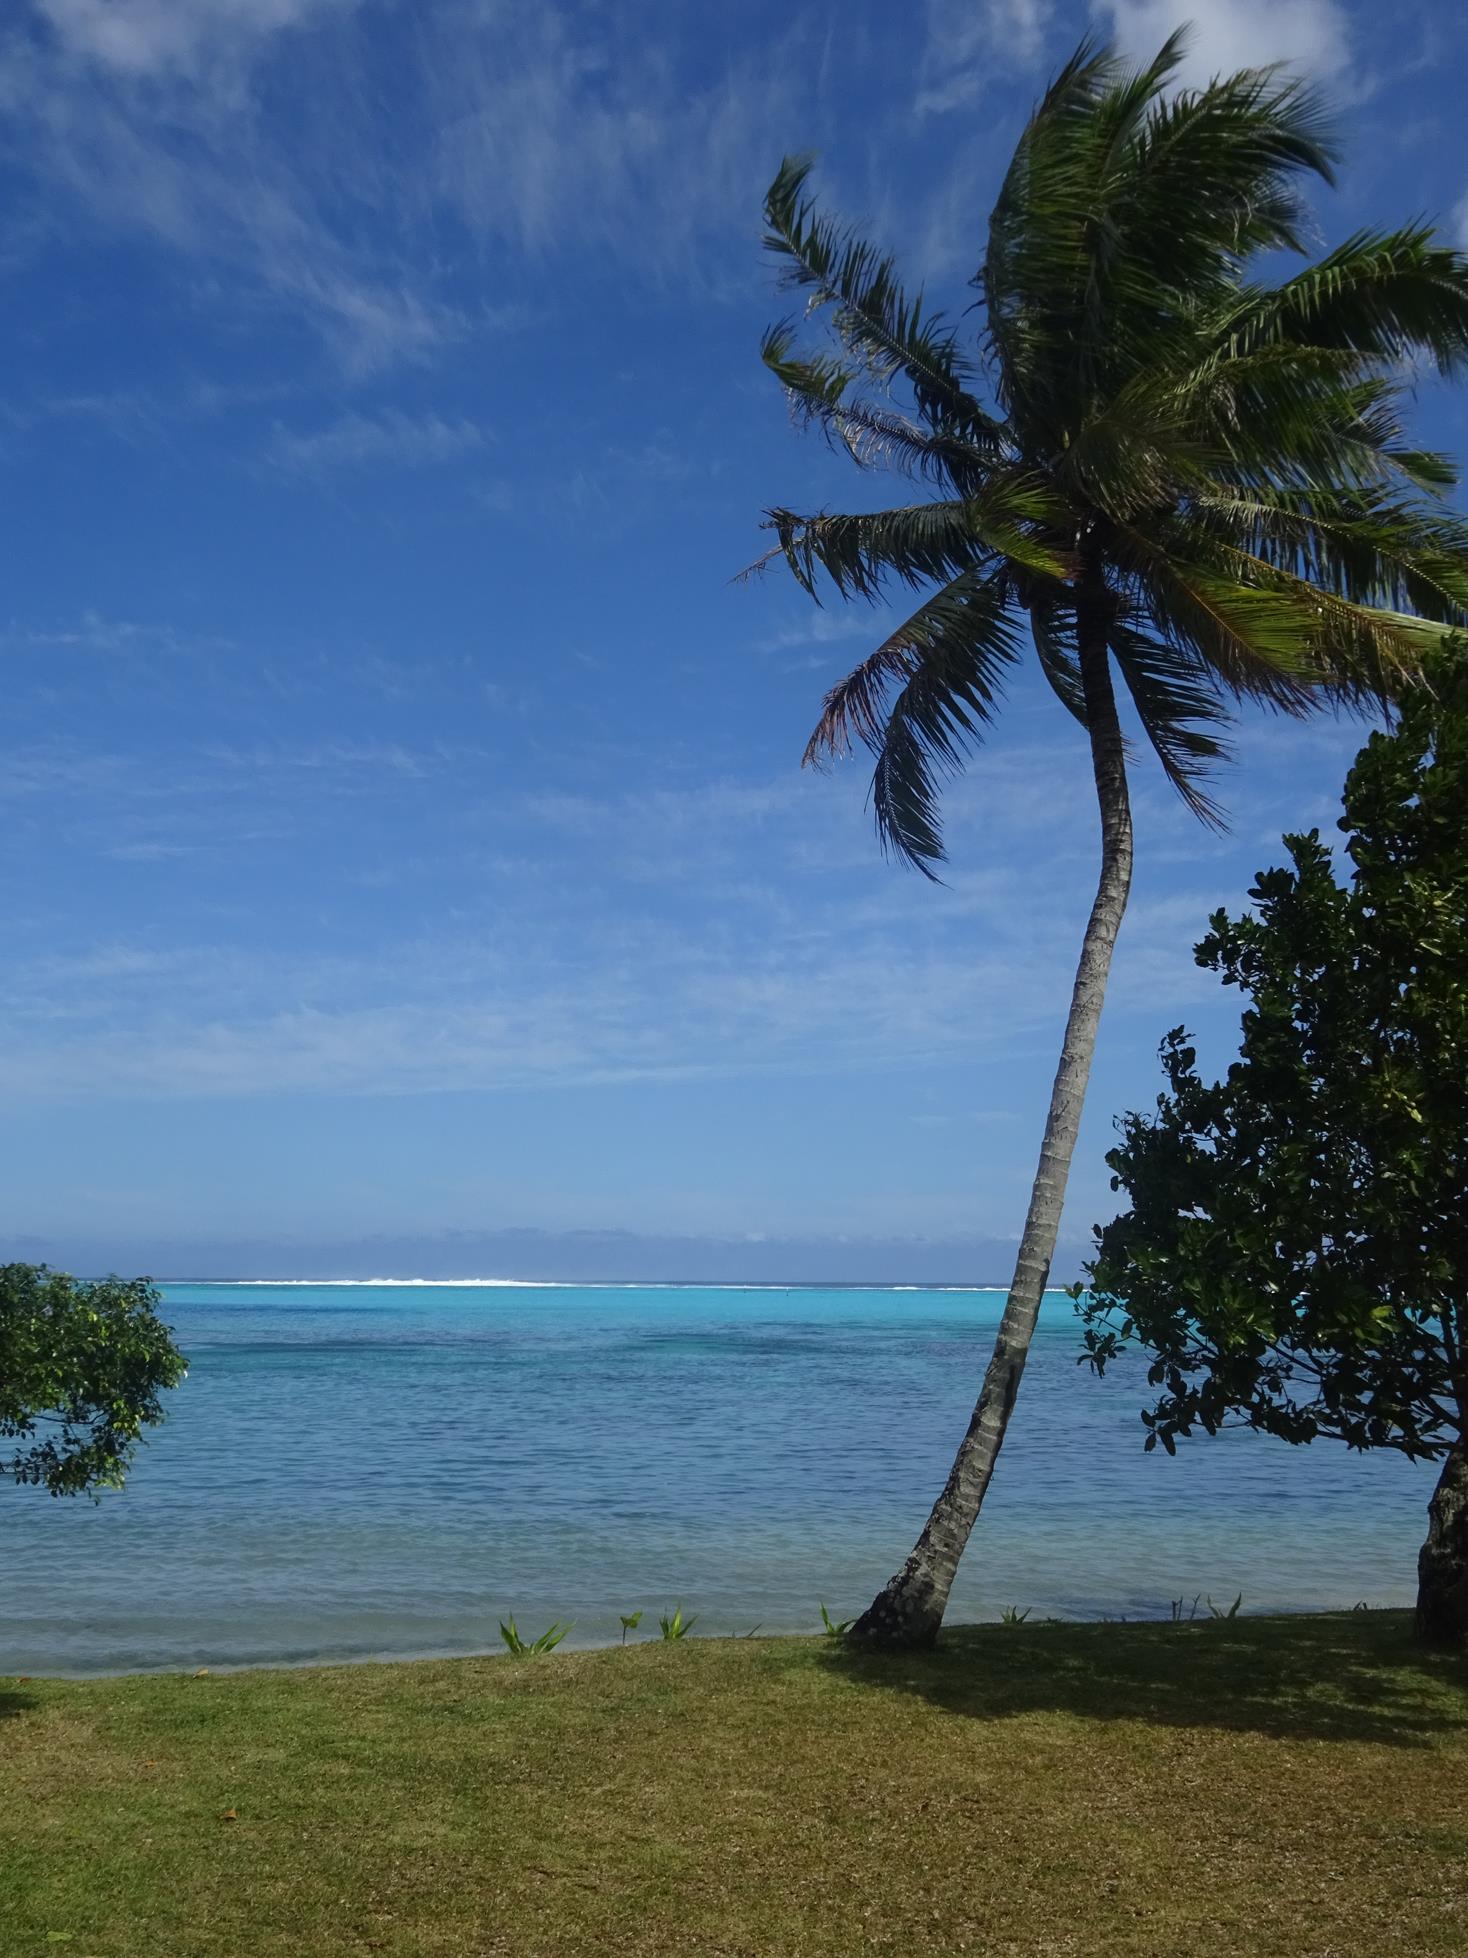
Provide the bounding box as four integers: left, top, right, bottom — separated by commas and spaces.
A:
818, 1610, 1468, 1748
0, 1689, 39, 1719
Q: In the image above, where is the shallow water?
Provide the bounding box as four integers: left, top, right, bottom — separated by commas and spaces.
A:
0, 1282, 1433, 1674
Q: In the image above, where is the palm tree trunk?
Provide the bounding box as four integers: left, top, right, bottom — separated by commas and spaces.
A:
848, 588, 1134, 1648
1416, 1439, 1468, 1644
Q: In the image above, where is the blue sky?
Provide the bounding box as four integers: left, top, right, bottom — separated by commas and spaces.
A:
1, 0, 1466, 1280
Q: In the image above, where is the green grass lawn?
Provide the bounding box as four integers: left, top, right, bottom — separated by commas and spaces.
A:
3, 1611, 1466, 1957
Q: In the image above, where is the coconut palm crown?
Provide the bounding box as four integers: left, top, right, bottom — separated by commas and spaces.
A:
760, 33, 1468, 861
756, 31, 1468, 1647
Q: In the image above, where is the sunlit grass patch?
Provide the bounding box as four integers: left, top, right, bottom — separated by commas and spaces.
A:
2, 1611, 1465, 1956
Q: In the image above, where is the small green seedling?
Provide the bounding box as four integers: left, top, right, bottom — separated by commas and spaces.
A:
619, 1611, 643, 1645
999, 1605, 1031, 1625
498, 1616, 571, 1656
819, 1603, 853, 1639
658, 1604, 697, 1641
1207, 1593, 1243, 1620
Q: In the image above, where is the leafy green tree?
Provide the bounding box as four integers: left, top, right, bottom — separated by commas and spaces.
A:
755, 33, 1468, 1644
1079, 654, 1468, 1642
0, 1264, 186, 1497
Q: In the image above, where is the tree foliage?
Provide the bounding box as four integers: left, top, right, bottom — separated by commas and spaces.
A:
755, 31, 1468, 872
0, 1263, 187, 1497
1077, 652, 1468, 1465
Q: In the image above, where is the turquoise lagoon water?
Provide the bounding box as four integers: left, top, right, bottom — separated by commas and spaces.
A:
0, 1281, 1434, 1675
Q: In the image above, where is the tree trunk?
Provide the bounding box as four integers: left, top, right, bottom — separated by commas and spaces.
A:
848, 590, 1134, 1649
1416, 1440, 1468, 1645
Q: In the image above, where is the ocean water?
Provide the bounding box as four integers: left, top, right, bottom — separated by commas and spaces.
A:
0, 1282, 1434, 1675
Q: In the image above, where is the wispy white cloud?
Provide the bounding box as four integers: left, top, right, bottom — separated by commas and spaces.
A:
0, 916, 1061, 1102
0, 376, 307, 443
1093, 0, 1353, 86
917, 0, 1054, 115
5, 1, 455, 374
204, 737, 452, 778
0, 718, 1240, 1107
0, 611, 234, 657
265, 408, 491, 472
758, 609, 889, 655
4, 0, 812, 372
33, 0, 352, 79
104, 839, 198, 863
0, 859, 1233, 1104
425, 6, 807, 267
0, 386, 161, 442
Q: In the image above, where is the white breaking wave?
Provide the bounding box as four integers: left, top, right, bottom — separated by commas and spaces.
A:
222, 1277, 565, 1288
178, 1278, 1011, 1292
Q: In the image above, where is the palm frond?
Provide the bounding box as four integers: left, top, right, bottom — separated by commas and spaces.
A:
754, 500, 978, 599
804, 572, 1022, 874
755, 476, 1073, 600
1128, 546, 1323, 709
1108, 616, 1231, 824
1374, 447, 1458, 493
1057, 338, 1455, 512
1134, 527, 1450, 717
1117, 62, 1337, 265
1194, 487, 1468, 622
983, 33, 1338, 444
1223, 227, 1468, 377
760, 324, 998, 488
1204, 536, 1459, 701
762, 157, 1002, 441
983, 37, 1127, 430
759, 323, 858, 428
1028, 591, 1089, 726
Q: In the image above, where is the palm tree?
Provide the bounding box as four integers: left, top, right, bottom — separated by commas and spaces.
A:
754, 31, 1468, 1647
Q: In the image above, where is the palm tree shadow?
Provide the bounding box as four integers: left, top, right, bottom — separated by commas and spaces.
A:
820, 1611, 1468, 1748
0, 1689, 39, 1719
